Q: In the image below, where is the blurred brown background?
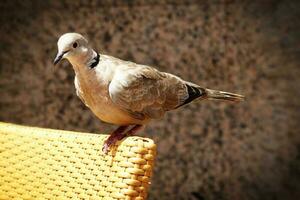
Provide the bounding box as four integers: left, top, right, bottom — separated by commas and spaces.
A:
0, 0, 300, 199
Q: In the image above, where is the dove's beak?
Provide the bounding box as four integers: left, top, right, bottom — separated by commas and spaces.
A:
53, 50, 69, 65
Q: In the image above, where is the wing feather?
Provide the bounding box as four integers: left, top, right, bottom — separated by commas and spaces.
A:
109, 65, 188, 119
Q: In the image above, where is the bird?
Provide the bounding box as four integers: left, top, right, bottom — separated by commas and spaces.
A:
54, 33, 245, 154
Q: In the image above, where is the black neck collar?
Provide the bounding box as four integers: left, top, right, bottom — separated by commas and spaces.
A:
89, 53, 100, 69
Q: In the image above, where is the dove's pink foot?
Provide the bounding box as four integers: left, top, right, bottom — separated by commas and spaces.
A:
102, 126, 128, 154
125, 125, 144, 136
102, 125, 144, 154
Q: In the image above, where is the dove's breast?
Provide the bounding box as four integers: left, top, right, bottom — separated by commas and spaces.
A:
73, 65, 147, 125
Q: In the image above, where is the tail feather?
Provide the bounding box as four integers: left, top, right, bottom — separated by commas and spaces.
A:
205, 88, 245, 102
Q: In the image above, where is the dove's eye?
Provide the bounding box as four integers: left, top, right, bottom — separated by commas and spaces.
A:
73, 42, 78, 48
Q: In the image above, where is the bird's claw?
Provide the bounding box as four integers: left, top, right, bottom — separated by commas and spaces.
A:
102, 142, 110, 154
101, 125, 143, 154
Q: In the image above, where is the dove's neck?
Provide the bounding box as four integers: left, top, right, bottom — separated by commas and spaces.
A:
69, 48, 98, 74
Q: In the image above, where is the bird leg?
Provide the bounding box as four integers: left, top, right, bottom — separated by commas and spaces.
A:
102, 125, 128, 154
125, 125, 144, 137
102, 125, 144, 154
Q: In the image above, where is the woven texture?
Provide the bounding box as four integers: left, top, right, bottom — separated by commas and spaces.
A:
0, 122, 156, 199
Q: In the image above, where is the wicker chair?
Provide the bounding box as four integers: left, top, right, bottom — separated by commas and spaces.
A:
0, 122, 156, 199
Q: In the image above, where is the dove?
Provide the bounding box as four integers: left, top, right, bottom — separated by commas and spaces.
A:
54, 33, 244, 153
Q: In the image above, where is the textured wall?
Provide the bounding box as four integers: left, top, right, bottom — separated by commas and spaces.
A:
0, 1, 300, 200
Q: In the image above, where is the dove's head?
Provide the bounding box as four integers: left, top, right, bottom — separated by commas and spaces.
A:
54, 33, 91, 65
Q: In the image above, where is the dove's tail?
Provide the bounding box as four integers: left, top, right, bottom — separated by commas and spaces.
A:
177, 84, 244, 108
205, 88, 245, 102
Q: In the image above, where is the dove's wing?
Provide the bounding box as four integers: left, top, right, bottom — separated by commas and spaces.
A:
109, 65, 197, 119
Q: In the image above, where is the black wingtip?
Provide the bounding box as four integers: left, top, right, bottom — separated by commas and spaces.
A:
177, 84, 206, 108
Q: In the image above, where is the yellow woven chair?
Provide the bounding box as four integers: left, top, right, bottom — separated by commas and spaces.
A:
0, 122, 156, 200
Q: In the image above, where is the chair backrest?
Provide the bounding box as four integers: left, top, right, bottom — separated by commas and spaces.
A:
0, 122, 156, 199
